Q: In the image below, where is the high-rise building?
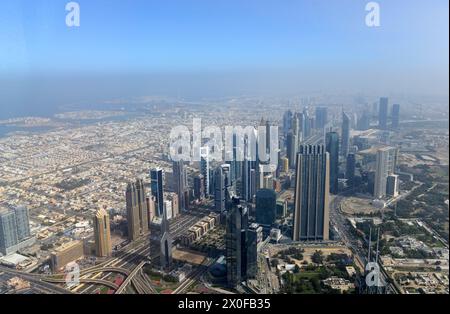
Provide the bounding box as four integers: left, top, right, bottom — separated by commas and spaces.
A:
215, 164, 231, 212
293, 145, 330, 241
150, 168, 164, 216
291, 113, 301, 145
173, 160, 189, 211
255, 189, 277, 227
164, 200, 173, 219
392, 104, 400, 129
50, 240, 84, 271
146, 195, 157, 226
200, 146, 210, 197
378, 97, 389, 130
346, 153, 356, 187
225, 198, 248, 288
325, 132, 339, 194
341, 111, 351, 158
241, 133, 257, 202
283, 110, 293, 137
246, 223, 262, 279
374, 146, 398, 199
93, 208, 112, 257
0, 206, 32, 255
135, 179, 149, 234
286, 131, 297, 169
149, 206, 172, 270
357, 112, 370, 131
281, 157, 289, 173
315, 107, 328, 130
14, 206, 30, 241
302, 108, 311, 139
242, 159, 255, 202
126, 179, 149, 241
126, 182, 140, 241
193, 174, 205, 200
0, 209, 18, 255
386, 174, 399, 197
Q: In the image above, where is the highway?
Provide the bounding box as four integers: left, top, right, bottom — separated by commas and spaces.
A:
329, 195, 399, 294
0, 265, 73, 294
73, 210, 207, 294
173, 257, 215, 294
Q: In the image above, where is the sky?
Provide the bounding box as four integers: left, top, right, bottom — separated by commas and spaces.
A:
0, 0, 448, 116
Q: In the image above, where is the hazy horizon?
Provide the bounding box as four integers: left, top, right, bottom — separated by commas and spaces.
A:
0, 0, 448, 118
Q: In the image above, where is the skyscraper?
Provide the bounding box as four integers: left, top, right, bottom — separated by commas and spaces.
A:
149, 205, 172, 270
225, 197, 248, 288
255, 189, 277, 227
135, 179, 149, 234
357, 111, 371, 131
392, 104, 400, 129
0, 209, 18, 255
286, 131, 297, 169
241, 131, 257, 202
193, 174, 205, 200
386, 174, 399, 197
146, 195, 157, 225
246, 223, 262, 279
291, 113, 301, 144
126, 182, 140, 241
325, 132, 339, 194
341, 111, 351, 158
374, 146, 398, 199
150, 168, 164, 216
302, 108, 311, 139
14, 206, 30, 241
215, 164, 231, 212
173, 160, 189, 211
0, 206, 31, 255
346, 153, 356, 187
242, 159, 255, 202
378, 97, 388, 130
282, 110, 293, 137
200, 146, 210, 197
126, 179, 149, 241
93, 208, 112, 257
315, 107, 328, 130
293, 145, 330, 241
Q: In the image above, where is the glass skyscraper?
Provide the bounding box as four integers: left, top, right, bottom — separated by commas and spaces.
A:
392, 104, 400, 129
379, 97, 389, 130
326, 132, 340, 194
341, 111, 351, 158
0, 209, 19, 255
255, 189, 277, 226
150, 168, 164, 217
293, 145, 330, 242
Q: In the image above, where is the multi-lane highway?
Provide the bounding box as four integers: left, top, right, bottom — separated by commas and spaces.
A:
329, 195, 398, 294
73, 210, 207, 294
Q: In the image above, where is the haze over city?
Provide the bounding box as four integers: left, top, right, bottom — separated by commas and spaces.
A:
0, 0, 449, 119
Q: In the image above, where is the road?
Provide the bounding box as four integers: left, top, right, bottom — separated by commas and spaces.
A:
329, 195, 398, 294
0, 265, 73, 294
73, 210, 207, 294
173, 257, 215, 294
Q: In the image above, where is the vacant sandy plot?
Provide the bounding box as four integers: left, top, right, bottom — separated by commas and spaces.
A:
341, 196, 382, 215
172, 248, 207, 265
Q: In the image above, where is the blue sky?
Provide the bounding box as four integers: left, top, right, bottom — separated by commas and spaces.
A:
0, 0, 448, 98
